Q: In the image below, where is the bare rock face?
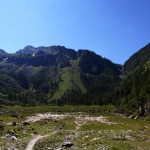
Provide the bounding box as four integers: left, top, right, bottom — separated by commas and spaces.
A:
0, 49, 7, 55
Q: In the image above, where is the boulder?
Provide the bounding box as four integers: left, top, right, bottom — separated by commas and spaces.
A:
4, 134, 17, 140
62, 141, 73, 148
23, 122, 30, 126
6, 121, 16, 126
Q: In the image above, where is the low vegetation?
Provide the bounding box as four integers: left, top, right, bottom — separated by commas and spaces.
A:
0, 105, 150, 150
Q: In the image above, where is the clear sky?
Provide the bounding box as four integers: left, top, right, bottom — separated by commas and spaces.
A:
0, 0, 150, 64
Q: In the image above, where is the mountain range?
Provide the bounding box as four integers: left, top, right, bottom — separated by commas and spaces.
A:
0, 44, 149, 114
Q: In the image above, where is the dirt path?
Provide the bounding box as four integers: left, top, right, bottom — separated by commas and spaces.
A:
24, 112, 125, 150
75, 120, 86, 130
25, 131, 56, 150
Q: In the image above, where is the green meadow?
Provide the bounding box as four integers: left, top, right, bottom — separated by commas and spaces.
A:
0, 105, 149, 150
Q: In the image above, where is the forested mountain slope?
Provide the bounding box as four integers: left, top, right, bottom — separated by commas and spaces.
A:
0, 45, 121, 106
117, 44, 150, 114
0, 43, 149, 114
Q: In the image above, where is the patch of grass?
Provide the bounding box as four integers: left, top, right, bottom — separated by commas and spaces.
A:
0, 105, 116, 114
53, 67, 72, 99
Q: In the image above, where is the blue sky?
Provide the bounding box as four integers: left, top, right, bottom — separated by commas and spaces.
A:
0, 0, 150, 64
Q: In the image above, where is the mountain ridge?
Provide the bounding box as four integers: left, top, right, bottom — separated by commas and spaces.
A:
0, 44, 149, 114
0, 45, 121, 106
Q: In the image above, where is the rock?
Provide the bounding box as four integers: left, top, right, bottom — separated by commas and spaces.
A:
62, 141, 73, 148
128, 115, 135, 119
56, 148, 63, 150
4, 134, 17, 140
139, 106, 145, 117
8, 130, 15, 135
6, 121, 16, 126
15, 126, 23, 131
11, 136, 17, 140
5, 148, 13, 150
34, 131, 39, 134
11, 114, 18, 118
12, 121, 16, 126
0, 125, 4, 130
47, 147, 53, 150
23, 122, 30, 126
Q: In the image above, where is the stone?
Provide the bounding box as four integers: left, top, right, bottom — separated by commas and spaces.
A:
15, 126, 23, 131
56, 148, 63, 150
11, 114, 18, 118
4, 134, 17, 140
23, 122, 30, 126
8, 130, 15, 135
62, 141, 73, 148
6, 121, 16, 126
0, 125, 4, 130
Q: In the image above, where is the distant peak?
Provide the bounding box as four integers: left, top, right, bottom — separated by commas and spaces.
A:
0, 49, 7, 55
16, 45, 37, 55
23, 45, 35, 50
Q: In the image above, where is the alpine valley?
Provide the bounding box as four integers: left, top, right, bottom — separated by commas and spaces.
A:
0, 44, 149, 114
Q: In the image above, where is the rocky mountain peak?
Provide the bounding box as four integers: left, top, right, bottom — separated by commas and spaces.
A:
0, 49, 7, 55
15, 45, 37, 55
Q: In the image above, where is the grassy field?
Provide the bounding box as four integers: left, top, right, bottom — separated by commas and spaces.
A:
0, 105, 150, 150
